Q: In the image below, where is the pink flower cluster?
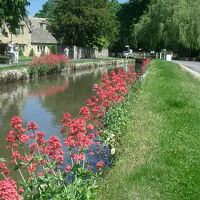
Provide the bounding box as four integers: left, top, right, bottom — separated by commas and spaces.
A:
85, 68, 137, 122
30, 54, 69, 68
6, 117, 64, 174
0, 179, 21, 200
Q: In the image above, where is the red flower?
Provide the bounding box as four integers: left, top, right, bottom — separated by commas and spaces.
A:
10, 116, 23, 129
27, 122, 39, 131
18, 134, 29, 143
71, 153, 86, 161
28, 163, 37, 173
37, 172, 44, 177
79, 106, 91, 119
0, 162, 10, 176
11, 151, 21, 160
0, 179, 21, 200
96, 161, 105, 170
87, 124, 94, 130
64, 165, 72, 173
18, 187, 24, 195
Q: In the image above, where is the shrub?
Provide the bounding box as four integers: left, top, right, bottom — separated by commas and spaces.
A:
19, 48, 24, 56
29, 48, 35, 57
29, 54, 69, 77
49, 44, 58, 54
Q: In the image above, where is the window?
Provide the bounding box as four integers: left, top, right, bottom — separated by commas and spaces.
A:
37, 45, 45, 52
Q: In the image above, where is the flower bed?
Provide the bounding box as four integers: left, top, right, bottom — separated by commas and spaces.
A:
29, 54, 69, 77
0, 59, 150, 200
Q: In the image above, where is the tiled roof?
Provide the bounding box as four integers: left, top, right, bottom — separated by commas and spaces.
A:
31, 28, 57, 44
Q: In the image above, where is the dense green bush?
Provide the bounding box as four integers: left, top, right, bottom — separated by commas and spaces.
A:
49, 44, 58, 54
19, 48, 24, 56
29, 48, 35, 57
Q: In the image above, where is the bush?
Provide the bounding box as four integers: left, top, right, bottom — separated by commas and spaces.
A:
29, 54, 69, 77
29, 48, 35, 57
0, 55, 9, 64
49, 44, 58, 54
19, 48, 24, 56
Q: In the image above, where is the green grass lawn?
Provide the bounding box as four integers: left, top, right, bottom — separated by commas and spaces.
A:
0, 65, 28, 71
19, 56, 32, 62
98, 59, 200, 200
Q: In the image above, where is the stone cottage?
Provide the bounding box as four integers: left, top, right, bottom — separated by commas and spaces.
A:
0, 17, 57, 57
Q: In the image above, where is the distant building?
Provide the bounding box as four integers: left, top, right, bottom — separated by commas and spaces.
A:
0, 17, 57, 56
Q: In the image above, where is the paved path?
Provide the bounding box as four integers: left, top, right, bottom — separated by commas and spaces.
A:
172, 60, 200, 73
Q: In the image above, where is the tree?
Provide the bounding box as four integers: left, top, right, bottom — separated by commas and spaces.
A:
110, 0, 151, 52
0, 0, 30, 33
48, 0, 119, 50
49, 44, 58, 54
34, 0, 53, 18
19, 48, 24, 56
133, 0, 200, 52
29, 48, 35, 57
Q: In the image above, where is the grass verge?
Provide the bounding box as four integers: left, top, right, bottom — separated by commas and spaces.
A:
98, 59, 200, 200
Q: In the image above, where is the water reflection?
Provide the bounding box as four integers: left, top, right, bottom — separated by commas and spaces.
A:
0, 65, 126, 162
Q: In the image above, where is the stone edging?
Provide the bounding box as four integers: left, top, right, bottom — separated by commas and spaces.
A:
65, 59, 129, 71
0, 59, 131, 83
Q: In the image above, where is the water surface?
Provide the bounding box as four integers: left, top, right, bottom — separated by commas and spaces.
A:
0, 64, 129, 161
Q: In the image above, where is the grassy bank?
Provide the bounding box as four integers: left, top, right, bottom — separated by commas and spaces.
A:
98, 59, 200, 200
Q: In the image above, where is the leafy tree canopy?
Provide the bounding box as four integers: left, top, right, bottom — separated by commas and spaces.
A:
0, 0, 30, 33
34, 0, 53, 18
110, 0, 150, 52
47, 0, 119, 50
134, 0, 200, 51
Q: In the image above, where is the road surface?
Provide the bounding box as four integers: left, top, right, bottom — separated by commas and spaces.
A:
172, 60, 200, 73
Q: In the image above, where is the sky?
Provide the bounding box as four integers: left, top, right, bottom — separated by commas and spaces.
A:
28, 0, 128, 16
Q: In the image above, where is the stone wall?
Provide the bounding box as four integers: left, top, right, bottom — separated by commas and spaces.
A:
30, 44, 51, 57
58, 46, 109, 59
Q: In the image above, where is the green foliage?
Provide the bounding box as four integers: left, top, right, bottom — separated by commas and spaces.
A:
29, 48, 35, 57
110, 0, 150, 52
0, 0, 30, 34
28, 63, 65, 78
19, 48, 24, 56
49, 44, 58, 54
34, 0, 53, 18
48, 0, 119, 49
20, 163, 97, 200
134, 0, 200, 51
100, 95, 132, 155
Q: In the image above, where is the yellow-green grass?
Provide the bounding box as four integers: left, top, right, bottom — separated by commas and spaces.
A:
98, 59, 200, 200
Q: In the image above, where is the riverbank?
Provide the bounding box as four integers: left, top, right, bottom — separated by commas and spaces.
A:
0, 58, 132, 83
98, 59, 200, 200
